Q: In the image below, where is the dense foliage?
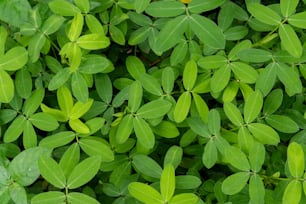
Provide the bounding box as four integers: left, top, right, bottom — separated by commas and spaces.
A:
1, 0, 306, 203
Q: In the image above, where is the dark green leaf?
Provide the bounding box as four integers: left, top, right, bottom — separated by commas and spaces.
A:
95, 74, 113, 103
255, 63, 277, 96
0, 69, 14, 103
133, 116, 155, 149
128, 81, 143, 112
164, 146, 183, 169
126, 56, 146, 80
48, 68, 71, 91
15, 69, 32, 99
237, 48, 272, 63
0, 0, 31, 27
263, 89, 283, 115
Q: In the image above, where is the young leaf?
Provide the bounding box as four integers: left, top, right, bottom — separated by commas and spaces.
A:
221, 172, 250, 195
137, 99, 171, 119
31, 192, 66, 204
224, 102, 244, 127
282, 180, 302, 204
280, 0, 299, 17
69, 118, 90, 134
244, 90, 263, 123
39, 131, 75, 149
173, 92, 191, 123
248, 123, 280, 145
189, 14, 225, 49
48, 0, 80, 16
70, 99, 93, 120
0, 69, 14, 103
3, 115, 26, 143
38, 155, 66, 189
247, 3, 282, 25
57, 86, 73, 115
77, 34, 110, 50
265, 115, 299, 133
145, 1, 185, 17
132, 154, 162, 179
116, 114, 134, 144
160, 165, 175, 202
29, 112, 59, 131
0, 47, 28, 71
79, 138, 114, 162
133, 116, 155, 149
67, 192, 100, 204
67, 156, 101, 189
164, 146, 183, 169
279, 24, 302, 58
224, 146, 250, 171
128, 81, 143, 112
287, 142, 304, 178
128, 182, 163, 204
169, 193, 199, 204
183, 60, 197, 91
249, 174, 265, 204
139, 73, 163, 96
202, 139, 218, 168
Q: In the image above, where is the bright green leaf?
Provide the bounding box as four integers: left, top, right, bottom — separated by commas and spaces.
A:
221, 172, 249, 195
282, 180, 302, 204
248, 123, 280, 145
29, 112, 59, 131
174, 92, 191, 123
287, 142, 304, 178
31, 192, 66, 204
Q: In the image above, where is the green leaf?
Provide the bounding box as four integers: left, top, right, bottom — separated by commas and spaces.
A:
266, 115, 299, 133
183, 60, 197, 91
237, 48, 272, 63
0, 47, 28, 71
79, 55, 111, 74
74, 0, 90, 13
0, 109, 17, 125
128, 26, 151, 45
170, 41, 188, 66
59, 143, 80, 178
189, 14, 225, 49
139, 73, 163, 96
211, 65, 231, 93
67, 156, 101, 189
128, 182, 163, 204
38, 155, 66, 189
249, 142, 265, 172
41, 15, 65, 35
224, 25, 248, 41
85, 14, 104, 34
230, 62, 258, 84
132, 154, 162, 179
69, 118, 90, 134
162, 67, 175, 94
208, 109, 221, 135
23, 121, 37, 149
137, 99, 171, 119
244, 90, 263, 123
248, 123, 280, 145
145, 1, 185, 17
15, 69, 32, 99
3, 115, 26, 143
77, 34, 110, 50
22, 88, 45, 117
224, 102, 244, 127
9, 184, 27, 204
0, 0, 31, 27
95, 74, 112, 103
128, 12, 152, 26
164, 146, 183, 169
188, 0, 225, 13
280, 0, 299, 17
109, 25, 125, 45
203, 139, 218, 168
28, 33, 46, 63
128, 81, 143, 112
154, 15, 188, 54
225, 146, 250, 171
152, 121, 180, 139
48, 68, 71, 91
39, 131, 75, 149
71, 72, 88, 103
0, 69, 14, 103
247, 3, 282, 25
116, 114, 134, 144
193, 93, 209, 122
70, 99, 93, 120
283, 180, 302, 204
263, 89, 283, 115
57, 85, 73, 115
161, 164, 175, 202
288, 12, 306, 29
9, 147, 51, 186
31, 192, 66, 204
175, 176, 202, 189
79, 138, 114, 162
169, 193, 199, 204
29, 112, 59, 131
188, 117, 211, 138
287, 142, 304, 178
279, 24, 302, 58
174, 92, 191, 123
0, 26, 8, 56
126, 56, 146, 80
48, 0, 80, 16
68, 13, 84, 42
255, 63, 277, 96
249, 174, 265, 204
221, 172, 250, 195
133, 116, 155, 149
198, 55, 227, 69
67, 192, 100, 204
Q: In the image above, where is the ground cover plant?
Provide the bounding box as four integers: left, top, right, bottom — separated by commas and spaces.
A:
0, 0, 306, 203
